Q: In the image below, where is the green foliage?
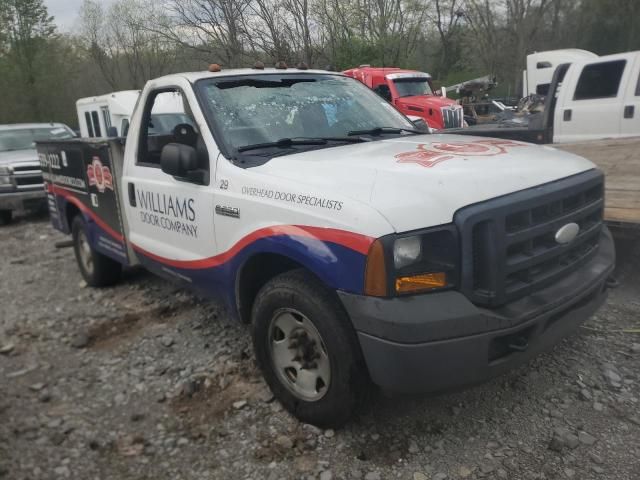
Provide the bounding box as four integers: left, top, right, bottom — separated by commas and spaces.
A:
0, 0, 57, 122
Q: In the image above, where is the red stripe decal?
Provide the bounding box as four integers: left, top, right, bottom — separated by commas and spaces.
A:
48, 184, 125, 243
132, 225, 374, 270
47, 184, 375, 270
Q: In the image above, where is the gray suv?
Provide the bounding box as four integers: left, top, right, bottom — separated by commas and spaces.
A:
0, 123, 75, 224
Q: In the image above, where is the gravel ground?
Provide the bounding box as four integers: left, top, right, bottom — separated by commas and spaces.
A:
1, 212, 639, 480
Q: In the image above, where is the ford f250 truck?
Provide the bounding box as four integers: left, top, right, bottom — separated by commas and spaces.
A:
37, 65, 615, 427
343, 65, 465, 130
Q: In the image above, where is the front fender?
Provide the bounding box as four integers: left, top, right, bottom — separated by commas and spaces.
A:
226, 229, 370, 295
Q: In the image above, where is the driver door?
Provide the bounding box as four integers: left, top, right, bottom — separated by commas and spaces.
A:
122, 85, 217, 286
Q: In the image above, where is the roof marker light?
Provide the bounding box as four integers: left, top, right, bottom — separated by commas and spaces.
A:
275, 60, 288, 70
208, 63, 222, 72
253, 61, 265, 70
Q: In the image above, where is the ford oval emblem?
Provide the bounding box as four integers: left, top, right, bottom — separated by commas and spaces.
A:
555, 223, 580, 244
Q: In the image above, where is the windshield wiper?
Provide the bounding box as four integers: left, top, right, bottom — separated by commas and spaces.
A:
348, 127, 421, 136
237, 136, 367, 153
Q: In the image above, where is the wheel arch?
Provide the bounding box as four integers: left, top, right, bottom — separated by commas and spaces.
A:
232, 233, 368, 322
64, 201, 82, 234
235, 252, 307, 324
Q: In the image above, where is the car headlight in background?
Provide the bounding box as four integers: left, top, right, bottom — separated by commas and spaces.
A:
365, 225, 459, 296
0, 167, 13, 188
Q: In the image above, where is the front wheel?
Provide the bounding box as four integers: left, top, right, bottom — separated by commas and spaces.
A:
71, 215, 122, 287
251, 269, 368, 428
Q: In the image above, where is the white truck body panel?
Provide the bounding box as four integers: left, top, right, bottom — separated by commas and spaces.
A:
553, 51, 640, 143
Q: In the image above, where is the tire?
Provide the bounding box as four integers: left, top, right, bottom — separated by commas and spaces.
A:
0, 210, 12, 225
71, 215, 122, 287
251, 269, 368, 428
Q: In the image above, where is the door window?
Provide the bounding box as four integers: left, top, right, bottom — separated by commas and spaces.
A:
573, 60, 626, 100
121, 119, 130, 137
91, 111, 102, 137
635, 70, 640, 96
84, 112, 95, 137
101, 107, 112, 129
137, 88, 207, 172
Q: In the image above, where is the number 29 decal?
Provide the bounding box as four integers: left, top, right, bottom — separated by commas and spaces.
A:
219, 179, 229, 190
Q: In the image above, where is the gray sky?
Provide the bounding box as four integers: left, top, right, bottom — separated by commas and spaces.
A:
44, 0, 115, 32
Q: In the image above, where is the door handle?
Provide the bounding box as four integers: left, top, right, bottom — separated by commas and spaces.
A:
563, 109, 572, 121
128, 182, 136, 207
624, 105, 635, 119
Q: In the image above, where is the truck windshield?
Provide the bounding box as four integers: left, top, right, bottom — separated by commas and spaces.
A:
0, 126, 74, 152
196, 74, 415, 156
393, 78, 434, 97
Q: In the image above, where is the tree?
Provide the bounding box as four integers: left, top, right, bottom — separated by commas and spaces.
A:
428, 0, 465, 78
80, 0, 182, 90
2, 0, 56, 119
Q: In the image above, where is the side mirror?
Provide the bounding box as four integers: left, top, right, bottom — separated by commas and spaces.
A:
107, 126, 118, 138
160, 143, 200, 181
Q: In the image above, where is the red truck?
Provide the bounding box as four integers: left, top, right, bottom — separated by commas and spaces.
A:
343, 66, 464, 130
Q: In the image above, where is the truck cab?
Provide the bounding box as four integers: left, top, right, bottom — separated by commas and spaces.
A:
343, 66, 464, 130
39, 66, 615, 427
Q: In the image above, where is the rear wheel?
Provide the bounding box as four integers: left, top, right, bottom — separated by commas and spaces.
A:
72, 215, 121, 287
251, 269, 368, 428
0, 210, 12, 225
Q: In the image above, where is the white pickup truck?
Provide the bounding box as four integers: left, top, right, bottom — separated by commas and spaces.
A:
37, 65, 615, 427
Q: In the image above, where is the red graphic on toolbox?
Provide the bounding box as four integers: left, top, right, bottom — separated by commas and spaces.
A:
87, 157, 114, 193
395, 139, 527, 168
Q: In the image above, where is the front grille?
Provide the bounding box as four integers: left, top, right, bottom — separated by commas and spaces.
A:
10, 162, 43, 190
442, 107, 464, 128
15, 175, 43, 187
456, 170, 604, 307
12, 164, 40, 173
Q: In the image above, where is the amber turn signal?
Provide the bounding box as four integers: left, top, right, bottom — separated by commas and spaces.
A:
395, 272, 447, 294
364, 239, 387, 296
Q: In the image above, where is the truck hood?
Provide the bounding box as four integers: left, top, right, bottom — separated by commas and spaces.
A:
0, 149, 38, 166
395, 95, 459, 111
256, 134, 596, 232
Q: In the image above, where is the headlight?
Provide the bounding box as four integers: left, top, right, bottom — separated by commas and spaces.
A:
0, 166, 11, 175
393, 236, 422, 269
365, 225, 459, 296
0, 175, 12, 186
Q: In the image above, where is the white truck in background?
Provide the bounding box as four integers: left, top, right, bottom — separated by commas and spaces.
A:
77, 90, 190, 138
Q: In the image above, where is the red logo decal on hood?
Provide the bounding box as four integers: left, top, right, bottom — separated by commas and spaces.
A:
87, 157, 114, 193
395, 139, 527, 168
